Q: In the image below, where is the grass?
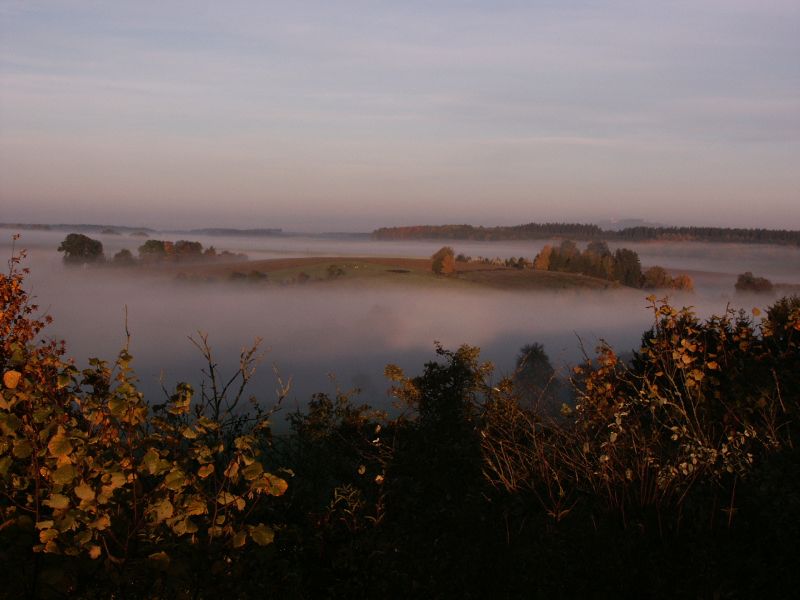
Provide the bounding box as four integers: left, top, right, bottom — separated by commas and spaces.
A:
143, 256, 621, 291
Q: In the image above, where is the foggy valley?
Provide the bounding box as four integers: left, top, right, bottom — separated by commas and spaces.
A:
3, 2, 799, 595
4, 229, 798, 423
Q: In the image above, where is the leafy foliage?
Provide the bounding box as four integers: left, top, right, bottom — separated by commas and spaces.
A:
57, 234, 104, 265
1, 250, 287, 596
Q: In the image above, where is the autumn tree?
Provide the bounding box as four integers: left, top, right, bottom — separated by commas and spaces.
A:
533, 244, 552, 270
671, 274, 694, 291
643, 266, 672, 289
431, 246, 455, 275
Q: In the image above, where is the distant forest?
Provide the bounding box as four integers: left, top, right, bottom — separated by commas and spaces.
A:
373, 223, 800, 245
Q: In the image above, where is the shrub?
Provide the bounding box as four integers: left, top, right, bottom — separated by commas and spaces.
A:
735, 271, 774, 293
1, 251, 288, 596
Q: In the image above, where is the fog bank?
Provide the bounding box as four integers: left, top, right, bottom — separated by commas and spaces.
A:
3, 231, 798, 425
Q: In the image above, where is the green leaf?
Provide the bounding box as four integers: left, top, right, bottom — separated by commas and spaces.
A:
12, 439, 32, 459
149, 499, 174, 523
249, 523, 274, 546
57, 372, 71, 389
52, 464, 76, 485
48, 430, 73, 457
142, 448, 160, 475
242, 462, 263, 481
173, 517, 198, 536
0, 413, 21, 434
164, 468, 187, 491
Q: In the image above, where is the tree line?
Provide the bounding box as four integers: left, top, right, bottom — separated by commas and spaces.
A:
2, 247, 799, 597
57, 233, 246, 266
374, 222, 800, 246
533, 240, 694, 290
435, 241, 694, 291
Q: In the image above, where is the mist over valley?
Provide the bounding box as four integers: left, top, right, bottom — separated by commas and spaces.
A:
5, 229, 798, 424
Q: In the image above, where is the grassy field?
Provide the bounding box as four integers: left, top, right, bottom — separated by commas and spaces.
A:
154, 256, 619, 290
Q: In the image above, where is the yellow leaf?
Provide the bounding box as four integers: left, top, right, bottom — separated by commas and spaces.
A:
197, 464, 214, 479
181, 426, 198, 439
185, 497, 207, 516
265, 474, 288, 496
216, 491, 238, 506
3, 370, 21, 389
90, 514, 111, 531
39, 528, 59, 543
44, 494, 70, 510
164, 468, 187, 491
75, 482, 95, 502
47, 430, 73, 458
89, 545, 102, 560
52, 464, 76, 485
149, 499, 174, 523
224, 461, 239, 479
232, 530, 247, 549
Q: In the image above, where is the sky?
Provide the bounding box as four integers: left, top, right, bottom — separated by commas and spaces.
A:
1, 0, 798, 232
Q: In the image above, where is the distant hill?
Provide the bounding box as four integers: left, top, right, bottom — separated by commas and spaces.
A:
373, 223, 800, 246
184, 228, 283, 237
372, 223, 603, 241
0, 223, 156, 234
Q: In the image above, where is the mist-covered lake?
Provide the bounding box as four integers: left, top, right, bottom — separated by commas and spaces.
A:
3, 229, 799, 425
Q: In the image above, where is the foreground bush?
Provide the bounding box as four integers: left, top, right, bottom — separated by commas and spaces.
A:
1, 247, 288, 597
